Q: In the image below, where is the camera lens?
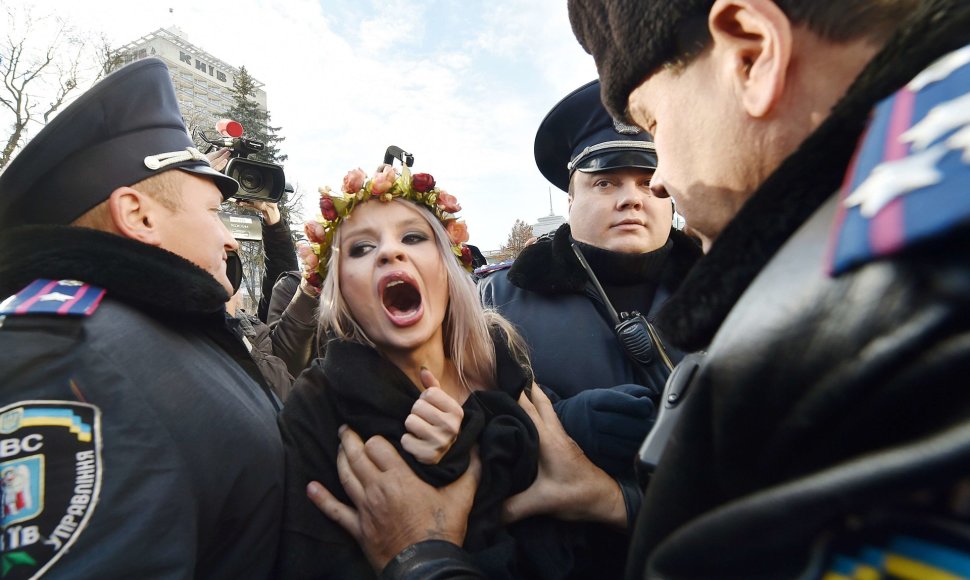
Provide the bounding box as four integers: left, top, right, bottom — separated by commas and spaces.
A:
238, 168, 264, 193
225, 158, 284, 201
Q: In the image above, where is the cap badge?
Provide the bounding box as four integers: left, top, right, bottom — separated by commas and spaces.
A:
144, 147, 208, 171
613, 118, 642, 135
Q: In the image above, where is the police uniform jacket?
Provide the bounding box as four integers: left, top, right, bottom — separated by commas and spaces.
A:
478, 223, 699, 400
0, 225, 283, 579
626, 2, 970, 577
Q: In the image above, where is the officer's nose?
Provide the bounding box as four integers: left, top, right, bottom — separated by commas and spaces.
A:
223, 223, 240, 252
617, 181, 644, 210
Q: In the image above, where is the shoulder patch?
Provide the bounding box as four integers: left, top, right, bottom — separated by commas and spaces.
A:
0, 280, 105, 318
810, 509, 970, 580
474, 260, 514, 277
829, 42, 970, 275
0, 401, 102, 578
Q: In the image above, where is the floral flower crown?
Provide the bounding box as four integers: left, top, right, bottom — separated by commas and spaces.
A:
301, 164, 473, 287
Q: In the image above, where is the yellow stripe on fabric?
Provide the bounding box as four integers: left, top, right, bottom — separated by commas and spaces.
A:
20, 417, 91, 441
884, 555, 965, 580
852, 565, 881, 580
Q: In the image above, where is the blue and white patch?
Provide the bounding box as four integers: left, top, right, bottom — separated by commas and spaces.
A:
0, 402, 102, 579
0, 280, 105, 318
829, 42, 970, 275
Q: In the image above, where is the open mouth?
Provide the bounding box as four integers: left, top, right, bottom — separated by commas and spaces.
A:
380, 275, 424, 327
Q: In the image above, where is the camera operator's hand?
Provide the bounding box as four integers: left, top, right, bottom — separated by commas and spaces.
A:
236, 200, 281, 226
206, 147, 231, 172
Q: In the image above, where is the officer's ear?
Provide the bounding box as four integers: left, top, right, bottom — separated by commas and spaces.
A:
708, 0, 792, 118
106, 186, 167, 246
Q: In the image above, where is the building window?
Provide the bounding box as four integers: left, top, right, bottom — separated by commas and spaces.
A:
195, 59, 207, 72
180, 51, 192, 65
216, 71, 227, 82
136, 48, 147, 59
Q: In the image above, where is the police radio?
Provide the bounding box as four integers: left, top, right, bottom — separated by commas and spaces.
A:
571, 243, 660, 379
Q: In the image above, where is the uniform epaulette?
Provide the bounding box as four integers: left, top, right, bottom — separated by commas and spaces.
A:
474, 260, 514, 277
0, 279, 106, 317
829, 42, 970, 275
534, 231, 556, 244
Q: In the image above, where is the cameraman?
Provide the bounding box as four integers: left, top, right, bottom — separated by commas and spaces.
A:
213, 148, 317, 388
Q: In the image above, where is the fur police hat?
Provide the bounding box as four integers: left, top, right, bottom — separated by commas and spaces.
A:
535, 79, 657, 192
568, 0, 713, 122
0, 57, 238, 230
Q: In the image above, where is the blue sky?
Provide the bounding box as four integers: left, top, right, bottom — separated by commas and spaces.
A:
18, 0, 600, 250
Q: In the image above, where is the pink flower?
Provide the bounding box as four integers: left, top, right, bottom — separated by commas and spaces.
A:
304, 221, 326, 244
319, 197, 338, 221
445, 220, 469, 245
412, 173, 436, 193
437, 190, 461, 213
296, 242, 314, 260
371, 165, 397, 196
303, 251, 319, 271
342, 168, 367, 194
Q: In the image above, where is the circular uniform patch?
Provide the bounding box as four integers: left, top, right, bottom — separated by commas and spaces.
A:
0, 401, 102, 579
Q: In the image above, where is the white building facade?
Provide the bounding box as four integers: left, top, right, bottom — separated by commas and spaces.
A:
112, 28, 268, 133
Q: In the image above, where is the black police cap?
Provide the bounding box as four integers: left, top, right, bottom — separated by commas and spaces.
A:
535, 79, 657, 192
0, 57, 238, 230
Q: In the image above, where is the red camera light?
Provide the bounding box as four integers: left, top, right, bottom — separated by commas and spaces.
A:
216, 119, 244, 138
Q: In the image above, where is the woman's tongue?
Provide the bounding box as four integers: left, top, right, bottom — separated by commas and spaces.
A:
383, 281, 423, 325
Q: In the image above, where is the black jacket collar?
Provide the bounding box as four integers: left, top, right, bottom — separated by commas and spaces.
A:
508, 223, 700, 295
0, 225, 229, 315
657, 0, 970, 352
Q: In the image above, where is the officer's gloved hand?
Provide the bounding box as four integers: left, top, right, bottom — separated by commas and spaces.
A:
552, 384, 657, 477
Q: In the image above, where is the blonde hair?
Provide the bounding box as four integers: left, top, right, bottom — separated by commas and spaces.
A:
319, 198, 529, 392
71, 170, 185, 229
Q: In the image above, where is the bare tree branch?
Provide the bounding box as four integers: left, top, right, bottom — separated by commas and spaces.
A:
0, 6, 112, 168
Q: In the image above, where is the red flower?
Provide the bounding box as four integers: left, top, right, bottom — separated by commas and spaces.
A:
412, 173, 436, 193
305, 271, 323, 288
460, 245, 473, 266
319, 197, 338, 221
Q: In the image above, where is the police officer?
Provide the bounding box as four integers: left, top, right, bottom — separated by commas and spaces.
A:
478, 80, 700, 479
0, 58, 282, 578
474, 81, 700, 577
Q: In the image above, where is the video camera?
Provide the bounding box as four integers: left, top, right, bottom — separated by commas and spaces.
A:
197, 119, 286, 202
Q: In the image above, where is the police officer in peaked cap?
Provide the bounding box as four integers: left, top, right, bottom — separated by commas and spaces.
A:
477, 78, 701, 576
0, 57, 284, 577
